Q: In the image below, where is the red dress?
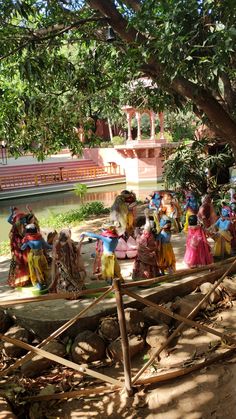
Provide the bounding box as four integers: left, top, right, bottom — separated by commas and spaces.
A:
184, 225, 213, 268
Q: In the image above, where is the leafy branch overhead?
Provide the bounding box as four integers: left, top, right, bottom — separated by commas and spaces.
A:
0, 0, 236, 158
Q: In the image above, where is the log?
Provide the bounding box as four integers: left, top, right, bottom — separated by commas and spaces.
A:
0, 287, 113, 377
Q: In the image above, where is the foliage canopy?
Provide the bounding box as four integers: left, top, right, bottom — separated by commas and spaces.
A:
0, 0, 236, 158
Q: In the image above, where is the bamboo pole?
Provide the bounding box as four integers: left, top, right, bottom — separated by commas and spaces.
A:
113, 279, 133, 396
124, 289, 235, 343
22, 385, 120, 402
0, 285, 111, 307
122, 257, 236, 289
1, 258, 234, 308
0, 287, 113, 377
135, 348, 236, 386
131, 256, 236, 384
0, 333, 122, 387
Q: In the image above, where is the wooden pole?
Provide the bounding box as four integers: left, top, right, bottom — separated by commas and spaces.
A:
122, 257, 236, 289
0, 333, 122, 387
124, 289, 235, 343
0, 287, 113, 377
136, 348, 236, 386
131, 256, 236, 384
22, 385, 120, 402
113, 279, 133, 396
0, 285, 111, 307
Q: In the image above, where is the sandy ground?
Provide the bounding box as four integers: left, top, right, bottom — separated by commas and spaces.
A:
1, 216, 236, 418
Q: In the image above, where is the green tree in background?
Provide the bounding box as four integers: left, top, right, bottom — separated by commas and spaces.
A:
0, 1, 235, 159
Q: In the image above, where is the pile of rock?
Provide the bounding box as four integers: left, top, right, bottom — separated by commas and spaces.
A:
0, 276, 235, 378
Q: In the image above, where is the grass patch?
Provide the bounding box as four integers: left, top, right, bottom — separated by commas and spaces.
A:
40, 201, 110, 229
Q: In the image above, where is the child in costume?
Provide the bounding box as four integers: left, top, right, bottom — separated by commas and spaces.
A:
210, 207, 232, 258
197, 195, 217, 228
51, 229, 86, 292
81, 221, 123, 284
21, 224, 52, 289
132, 209, 160, 280
157, 218, 176, 274
183, 192, 199, 233
184, 215, 213, 268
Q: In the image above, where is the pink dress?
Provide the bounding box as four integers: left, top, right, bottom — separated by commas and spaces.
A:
184, 225, 213, 268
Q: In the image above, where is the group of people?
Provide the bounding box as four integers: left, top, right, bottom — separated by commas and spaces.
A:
7, 207, 86, 292
6, 189, 236, 292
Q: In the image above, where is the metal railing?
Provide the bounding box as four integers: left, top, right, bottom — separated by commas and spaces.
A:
0, 165, 121, 190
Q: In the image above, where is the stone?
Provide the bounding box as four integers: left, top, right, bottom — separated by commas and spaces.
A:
71, 330, 106, 363
108, 335, 145, 362
199, 282, 221, 304
222, 277, 236, 298
124, 308, 145, 335
21, 340, 66, 377
0, 308, 12, 333
98, 317, 120, 341
2, 325, 34, 358
171, 293, 207, 319
146, 325, 169, 349
142, 304, 172, 326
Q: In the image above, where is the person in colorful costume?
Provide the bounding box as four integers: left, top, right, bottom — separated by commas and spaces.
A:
110, 190, 136, 236
157, 218, 176, 274
160, 192, 182, 233
184, 215, 213, 268
51, 229, 86, 292
183, 192, 199, 233
210, 207, 232, 258
21, 224, 52, 289
197, 195, 217, 228
81, 222, 123, 284
7, 206, 37, 288
148, 191, 161, 211
132, 209, 160, 281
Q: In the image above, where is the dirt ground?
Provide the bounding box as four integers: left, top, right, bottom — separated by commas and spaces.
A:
1, 212, 236, 419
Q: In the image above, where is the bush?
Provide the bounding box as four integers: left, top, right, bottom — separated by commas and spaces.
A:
111, 136, 126, 146
40, 201, 110, 229
74, 183, 88, 198
0, 241, 10, 257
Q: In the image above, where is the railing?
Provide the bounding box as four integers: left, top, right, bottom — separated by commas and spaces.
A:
0, 165, 121, 190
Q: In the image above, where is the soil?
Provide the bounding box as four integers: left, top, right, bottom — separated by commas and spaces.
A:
1, 210, 236, 418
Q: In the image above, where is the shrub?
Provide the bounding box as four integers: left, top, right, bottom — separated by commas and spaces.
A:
0, 241, 10, 257
74, 183, 88, 198
111, 136, 126, 145
40, 201, 110, 229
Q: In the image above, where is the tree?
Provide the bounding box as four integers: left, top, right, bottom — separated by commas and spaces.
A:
163, 139, 234, 196
0, 1, 236, 158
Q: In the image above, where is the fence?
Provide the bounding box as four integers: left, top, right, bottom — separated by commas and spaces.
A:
0, 258, 236, 402
0, 165, 121, 190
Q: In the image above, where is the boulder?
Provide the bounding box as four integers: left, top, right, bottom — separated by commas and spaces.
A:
146, 325, 169, 349
199, 282, 221, 304
2, 326, 34, 358
21, 340, 66, 377
108, 335, 145, 362
222, 277, 236, 298
171, 293, 207, 320
0, 309, 12, 333
142, 304, 172, 326
71, 331, 106, 363
124, 308, 145, 335
98, 317, 120, 341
